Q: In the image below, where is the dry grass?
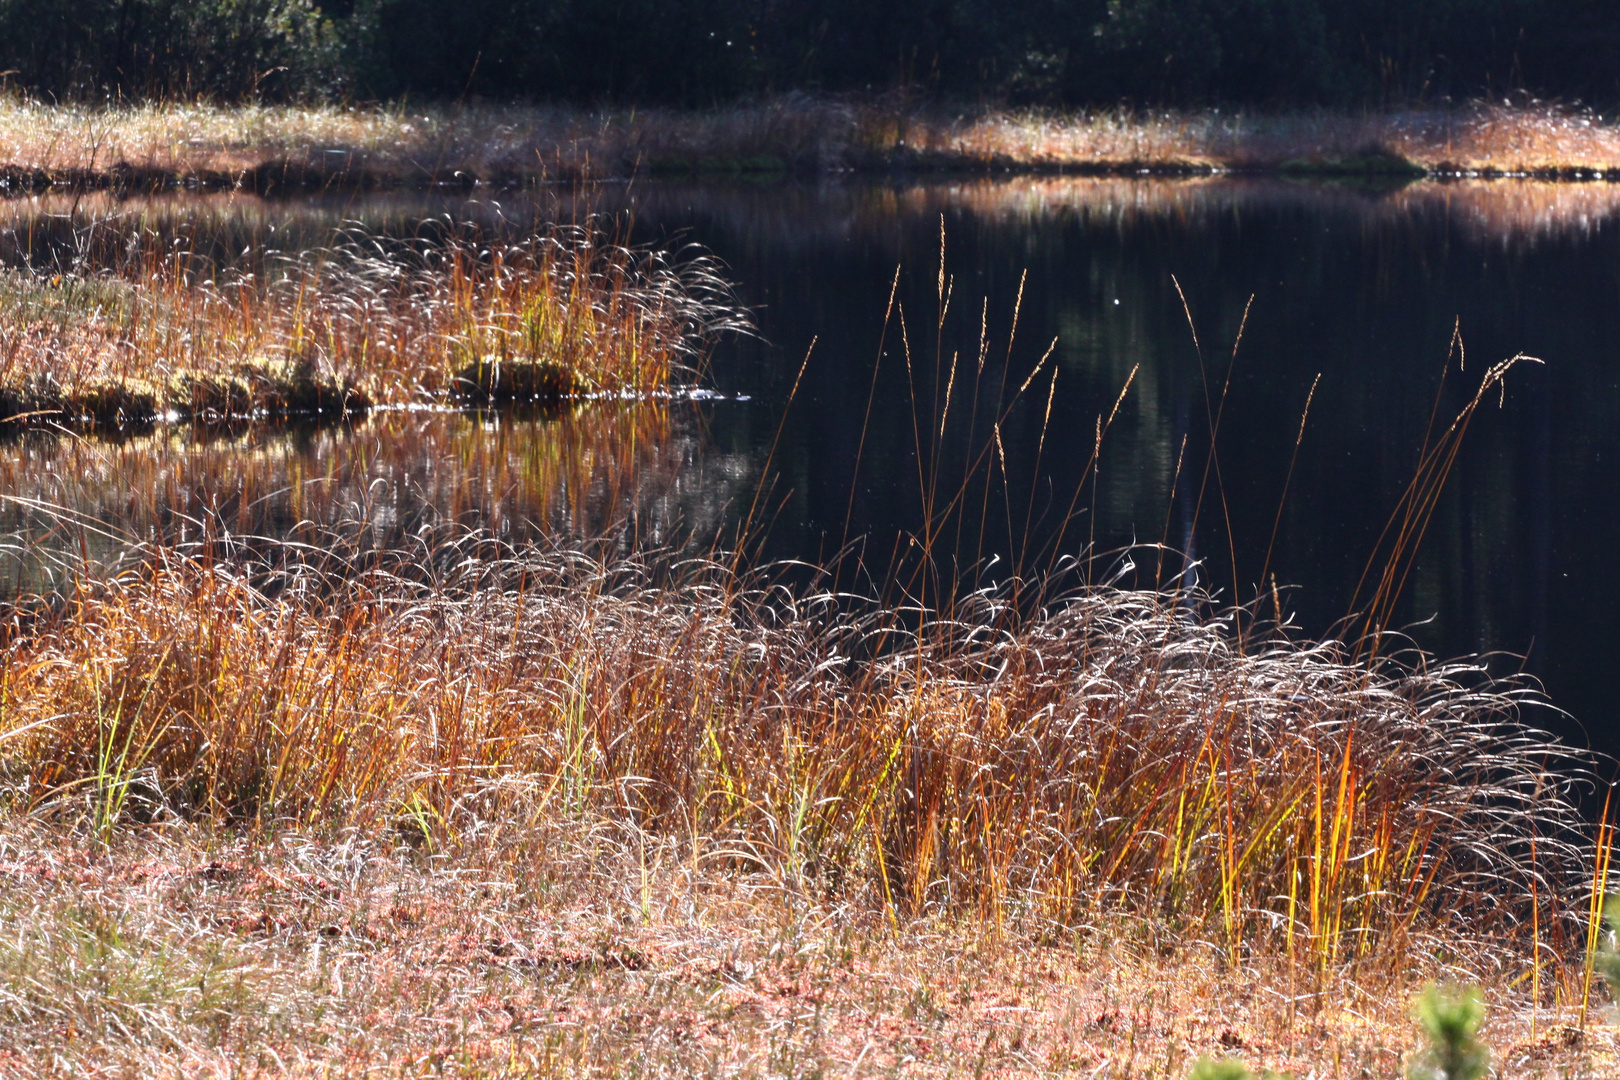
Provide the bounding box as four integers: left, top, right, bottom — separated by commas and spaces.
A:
919, 105, 1620, 176
0, 218, 746, 427
0, 815, 1609, 1078
8, 98, 1620, 185
0, 533, 1597, 956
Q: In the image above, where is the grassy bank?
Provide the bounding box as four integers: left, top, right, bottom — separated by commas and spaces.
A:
0, 221, 744, 428
7, 99, 1620, 188
0, 532, 1602, 1073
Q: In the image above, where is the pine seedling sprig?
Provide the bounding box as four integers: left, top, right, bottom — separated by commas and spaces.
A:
1408, 984, 1489, 1080
1591, 894, 1620, 998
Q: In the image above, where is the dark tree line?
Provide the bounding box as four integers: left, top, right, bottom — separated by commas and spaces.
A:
2, 0, 1618, 107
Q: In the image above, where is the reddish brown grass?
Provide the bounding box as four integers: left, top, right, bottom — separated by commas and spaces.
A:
0, 536, 1593, 978
0, 219, 746, 426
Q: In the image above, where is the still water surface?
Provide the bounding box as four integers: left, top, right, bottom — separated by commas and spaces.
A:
3, 177, 1618, 751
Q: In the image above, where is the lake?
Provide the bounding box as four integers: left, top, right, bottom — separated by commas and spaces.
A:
3, 175, 1618, 753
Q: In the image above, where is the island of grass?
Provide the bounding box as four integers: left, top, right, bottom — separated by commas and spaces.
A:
0, 222, 746, 430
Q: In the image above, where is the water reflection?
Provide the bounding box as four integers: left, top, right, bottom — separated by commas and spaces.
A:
599, 175, 1620, 753
0, 405, 750, 592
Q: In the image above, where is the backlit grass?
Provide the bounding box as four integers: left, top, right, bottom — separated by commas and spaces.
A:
0, 531, 1601, 1072
0, 218, 746, 427
0, 533, 1592, 960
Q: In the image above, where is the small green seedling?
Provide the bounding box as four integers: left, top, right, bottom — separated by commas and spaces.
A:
1591, 893, 1620, 999
1408, 983, 1488, 1080
1188, 1058, 1254, 1080
1186, 1057, 1293, 1080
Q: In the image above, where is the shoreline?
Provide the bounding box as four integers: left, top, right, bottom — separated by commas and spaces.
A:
8, 99, 1620, 193
8, 155, 1620, 197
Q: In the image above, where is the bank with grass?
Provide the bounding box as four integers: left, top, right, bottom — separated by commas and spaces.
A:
0, 220, 745, 429
7, 100, 1620, 193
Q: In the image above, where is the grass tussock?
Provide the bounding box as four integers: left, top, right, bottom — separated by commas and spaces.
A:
0, 535, 1591, 975
7, 98, 1620, 185
0, 220, 746, 428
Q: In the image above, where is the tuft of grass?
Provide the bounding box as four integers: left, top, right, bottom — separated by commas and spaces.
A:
1188, 1057, 1258, 1080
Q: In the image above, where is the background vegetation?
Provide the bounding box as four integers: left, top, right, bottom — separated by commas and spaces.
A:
1, 0, 1618, 108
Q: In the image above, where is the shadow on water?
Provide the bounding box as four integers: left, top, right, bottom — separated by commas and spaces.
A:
4, 175, 1620, 751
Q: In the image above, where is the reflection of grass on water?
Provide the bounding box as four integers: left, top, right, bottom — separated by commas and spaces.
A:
0, 218, 745, 428
0, 404, 704, 589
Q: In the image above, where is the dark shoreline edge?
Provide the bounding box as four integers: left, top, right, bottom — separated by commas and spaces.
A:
7, 155, 1620, 197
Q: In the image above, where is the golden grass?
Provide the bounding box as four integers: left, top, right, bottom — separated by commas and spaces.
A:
0, 219, 746, 427
0, 537, 1592, 957
7, 98, 1620, 184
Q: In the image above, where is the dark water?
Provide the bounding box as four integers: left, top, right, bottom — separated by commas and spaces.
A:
3, 177, 1620, 752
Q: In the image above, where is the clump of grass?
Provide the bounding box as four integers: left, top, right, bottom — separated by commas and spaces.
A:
0, 530, 1590, 977
0, 219, 747, 428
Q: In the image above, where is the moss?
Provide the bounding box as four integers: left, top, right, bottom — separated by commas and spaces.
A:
1278, 146, 1427, 177
76, 382, 160, 426
171, 358, 369, 421
452, 356, 583, 403
0, 358, 367, 431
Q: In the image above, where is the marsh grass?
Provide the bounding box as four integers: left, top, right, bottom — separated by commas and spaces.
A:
8, 97, 1620, 186
0, 217, 746, 428
0, 529, 1592, 973
0, 523, 1604, 1074
0, 194, 1611, 1076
